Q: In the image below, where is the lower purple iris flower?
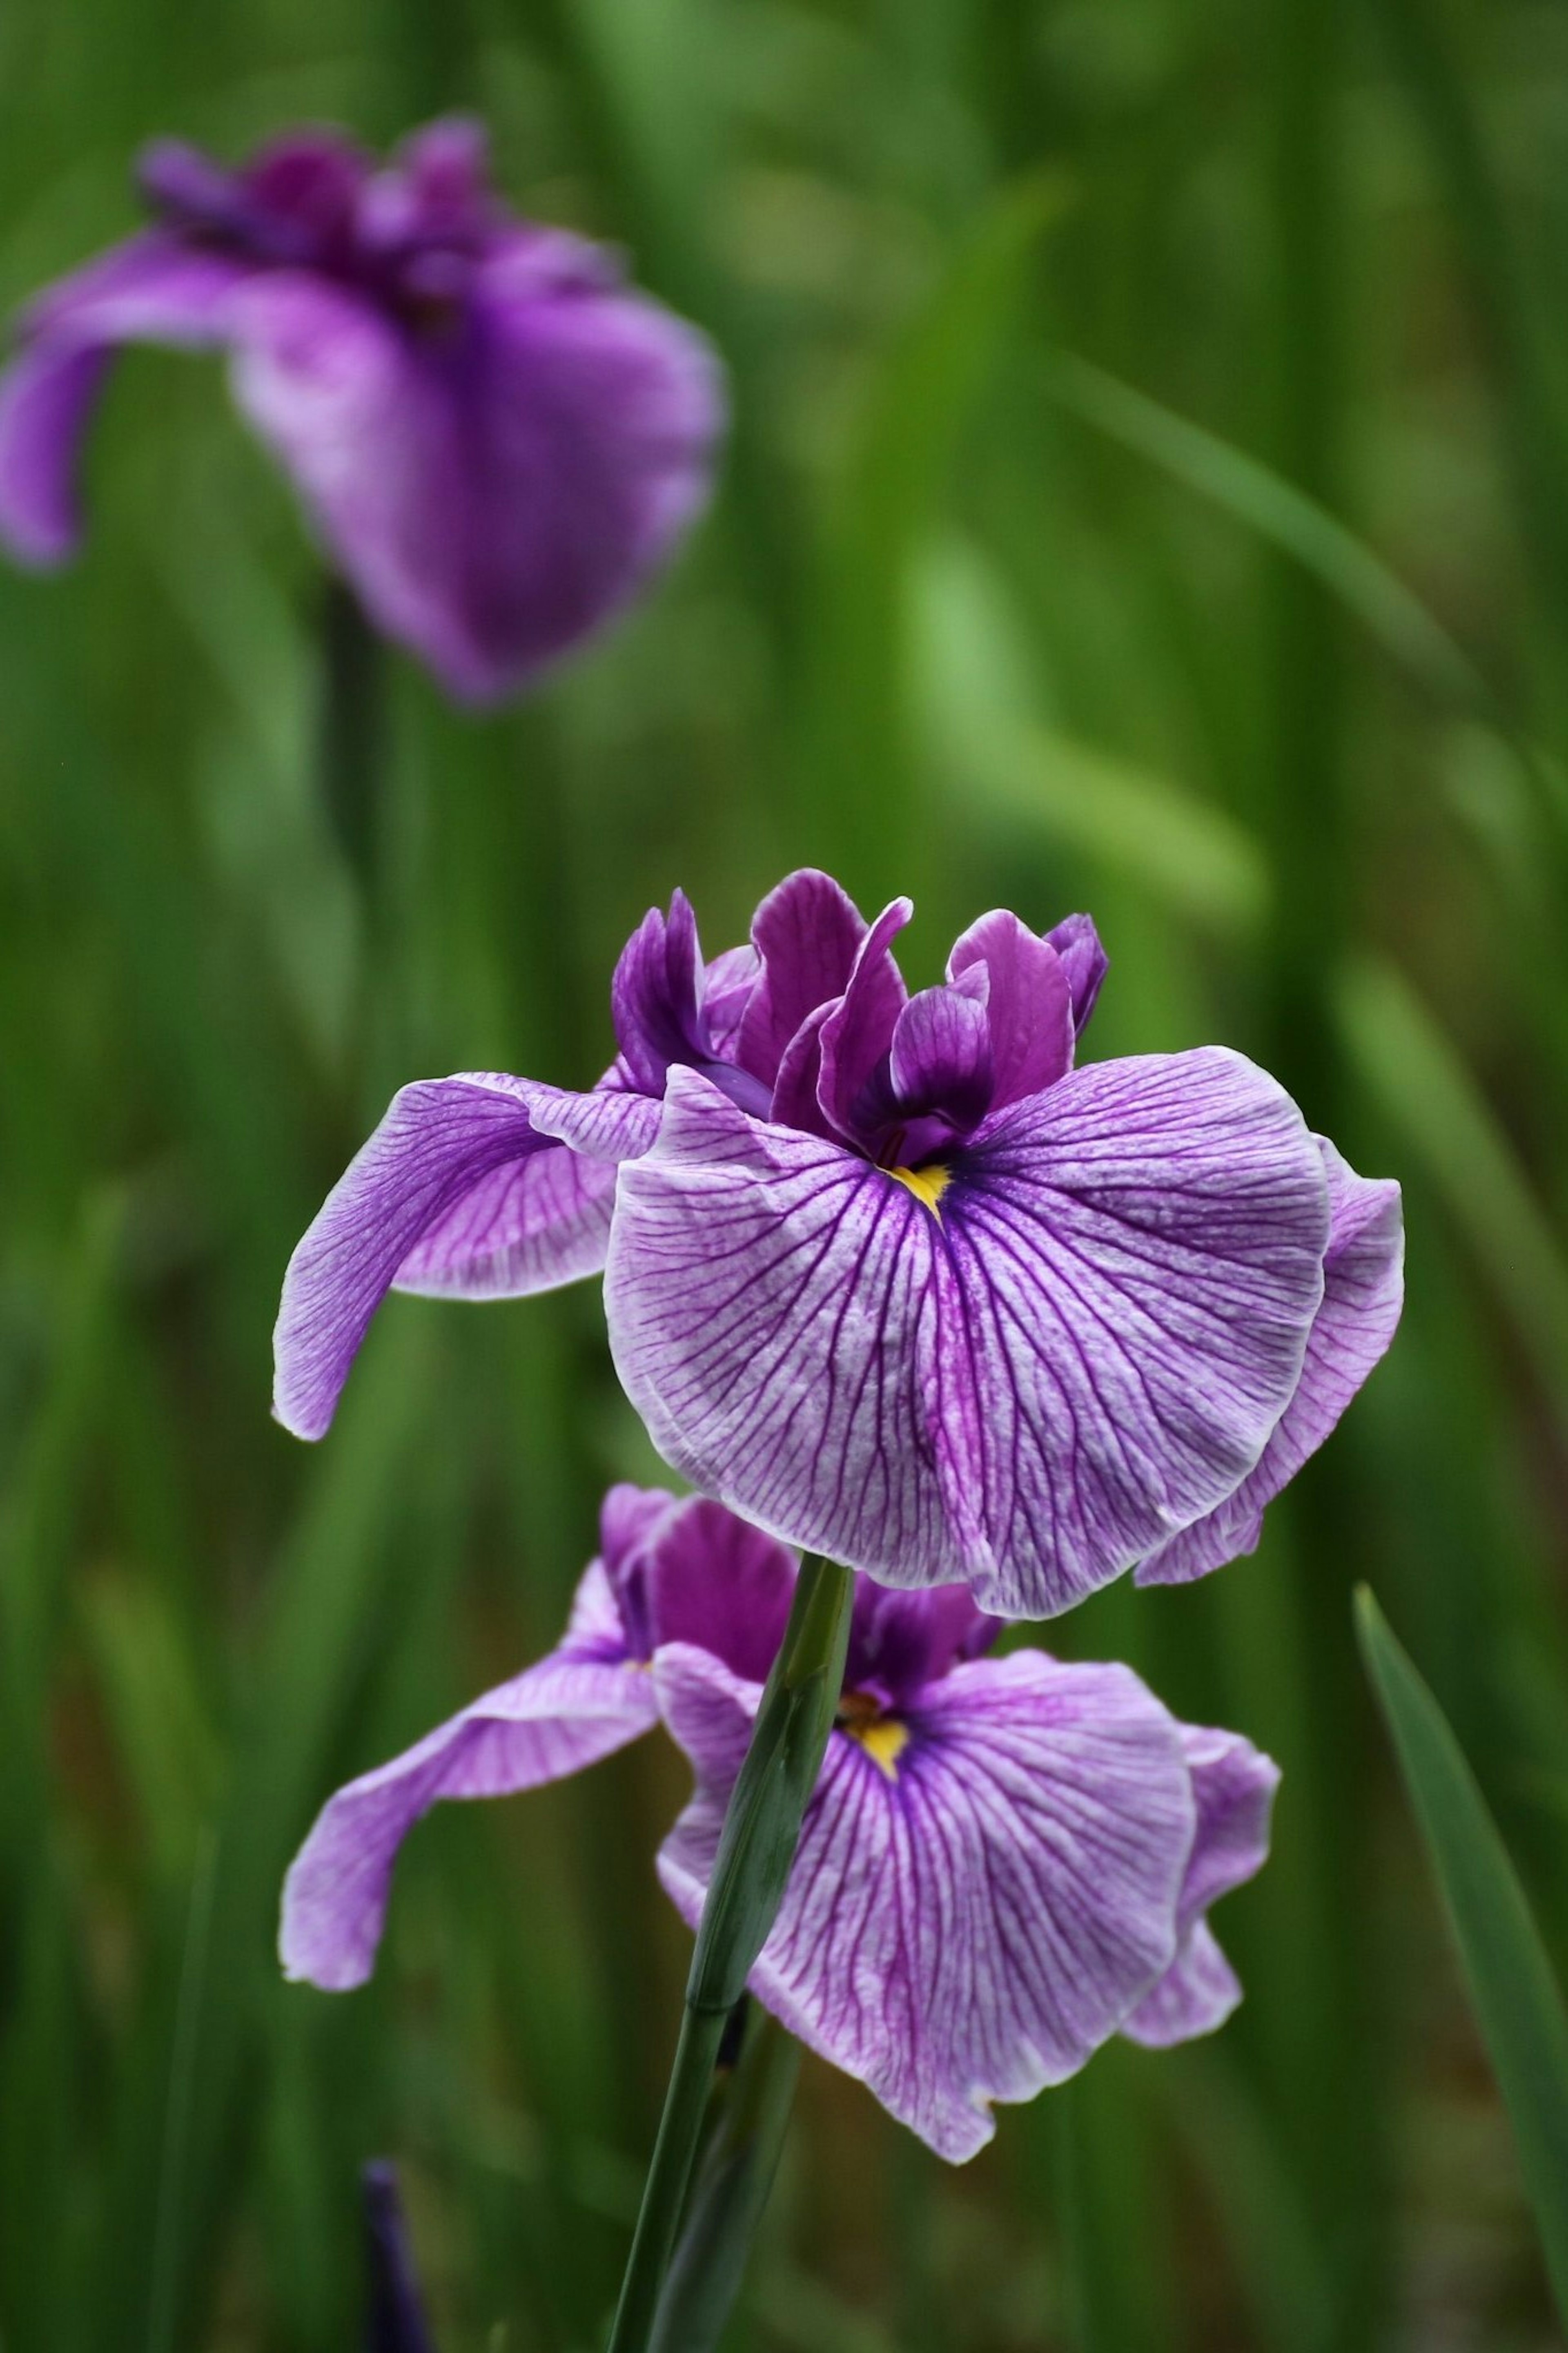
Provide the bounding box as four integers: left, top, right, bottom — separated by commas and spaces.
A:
281, 1487, 1278, 2162
274, 868, 1402, 1619
0, 118, 722, 701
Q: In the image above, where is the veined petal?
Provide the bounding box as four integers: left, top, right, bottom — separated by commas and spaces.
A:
947, 910, 1073, 1106
227, 254, 722, 702
0, 231, 254, 564
608, 1055, 1330, 1617
275, 1073, 657, 1441
655, 1646, 1194, 2162
1122, 1724, 1278, 2045
737, 869, 869, 1088
607, 1072, 962, 1585
281, 1561, 654, 1989
1136, 1139, 1403, 1585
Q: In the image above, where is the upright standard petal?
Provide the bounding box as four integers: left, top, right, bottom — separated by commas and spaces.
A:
281, 1559, 655, 1989
608, 1054, 1332, 1616
946, 909, 1073, 1107
735, 869, 868, 1088
1046, 912, 1108, 1035
227, 248, 722, 701
1136, 1139, 1403, 1585
655, 1646, 1194, 2161
0, 232, 253, 563
1123, 1725, 1279, 2045
274, 1073, 657, 1440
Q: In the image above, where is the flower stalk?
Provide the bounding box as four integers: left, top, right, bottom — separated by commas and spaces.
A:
606, 1552, 853, 2353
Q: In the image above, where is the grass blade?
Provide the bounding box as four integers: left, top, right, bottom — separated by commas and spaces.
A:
1355, 1587, 1568, 2323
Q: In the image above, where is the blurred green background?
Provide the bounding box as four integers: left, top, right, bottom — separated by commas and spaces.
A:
4, 0, 1568, 2344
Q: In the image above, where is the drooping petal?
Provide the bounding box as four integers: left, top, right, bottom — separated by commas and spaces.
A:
274, 1074, 658, 1441
1136, 1140, 1403, 1585
947, 910, 1074, 1107
227, 249, 722, 701
655, 1646, 1194, 2162
608, 1055, 1331, 1617
1122, 1724, 1278, 2045
736, 869, 869, 1088
0, 232, 254, 563
815, 899, 911, 1145
1046, 912, 1108, 1035
281, 1560, 653, 1989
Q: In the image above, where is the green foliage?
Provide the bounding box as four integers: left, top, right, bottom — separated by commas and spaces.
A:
2, 0, 1568, 2343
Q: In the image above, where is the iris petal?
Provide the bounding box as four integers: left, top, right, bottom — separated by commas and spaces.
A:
274, 1073, 657, 1439
608, 1054, 1331, 1617
280, 1560, 654, 1989
1135, 1138, 1403, 1584
655, 1644, 1195, 2162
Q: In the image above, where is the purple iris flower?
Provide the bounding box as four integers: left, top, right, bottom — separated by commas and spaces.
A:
0, 118, 722, 701
274, 870, 1401, 1619
281, 1487, 1278, 2162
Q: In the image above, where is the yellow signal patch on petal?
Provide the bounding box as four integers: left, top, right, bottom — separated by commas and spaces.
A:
889, 1163, 950, 1217
853, 1716, 910, 1781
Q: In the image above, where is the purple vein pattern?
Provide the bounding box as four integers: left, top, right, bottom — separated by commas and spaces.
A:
0, 118, 722, 700
281, 1486, 1278, 2161
274, 868, 1401, 1613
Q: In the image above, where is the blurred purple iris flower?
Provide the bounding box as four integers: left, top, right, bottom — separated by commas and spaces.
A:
0, 118, 722, 700
281, 1488, 1278, 2162
274, 869, 1401, 1619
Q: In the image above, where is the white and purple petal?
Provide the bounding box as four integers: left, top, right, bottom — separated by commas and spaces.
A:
280, 1559, 655, 1990
1136, 1140, 1403, 1585
1122, 1724, 1278, 2045
608, 1054, 1331, 1617
274, 1072, 658, 1441
655, 1645, 1195, 2161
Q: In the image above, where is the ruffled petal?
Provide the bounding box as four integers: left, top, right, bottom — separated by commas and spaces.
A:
281, 1560, 654, 1989
736, 869, 869, 1088
227, 251, 722, 701
0, 230, 254, 563
274, 1074, 657, 1440
655, 1646, 1194, 2161
947, 910, 1073, 1106
1122, 1724, 1278, 2045
608, 1055, 1331, 1616
1136, 1139, 1403, 1584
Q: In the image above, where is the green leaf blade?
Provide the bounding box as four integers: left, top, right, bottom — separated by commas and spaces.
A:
1355, 1586, 1568, 2322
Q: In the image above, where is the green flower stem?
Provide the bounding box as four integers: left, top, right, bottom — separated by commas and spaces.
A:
648, 2010, 802, 2353
606, 1553, 853, 2353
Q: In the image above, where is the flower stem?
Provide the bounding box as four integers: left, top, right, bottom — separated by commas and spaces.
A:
318, 575, 385, 902
605, 1552, 854, 2353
